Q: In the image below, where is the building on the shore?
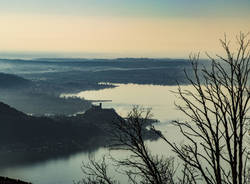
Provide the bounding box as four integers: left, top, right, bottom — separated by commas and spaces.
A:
91, 103, 102, 110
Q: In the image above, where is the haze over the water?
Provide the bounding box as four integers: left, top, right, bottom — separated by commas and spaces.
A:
0, 0, 249, 59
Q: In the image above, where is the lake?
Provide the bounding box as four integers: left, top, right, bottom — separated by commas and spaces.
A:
0, 83, 185, 183
63, 83, 187, 122
1, 83, 246, 184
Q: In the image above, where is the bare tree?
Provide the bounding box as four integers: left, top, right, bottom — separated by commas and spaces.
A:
75, 156, 119, 184
78, 33, 249, 184
154, 33, 250, 184
78, 106, 177, 184
109, 106, 176, 184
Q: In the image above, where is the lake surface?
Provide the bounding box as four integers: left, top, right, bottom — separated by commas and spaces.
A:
63, 83, 187, 122
0, 83, 233, 184
0, 84, 191, 183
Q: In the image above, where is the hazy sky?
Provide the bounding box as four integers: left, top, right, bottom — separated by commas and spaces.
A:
0, 0, 249, 58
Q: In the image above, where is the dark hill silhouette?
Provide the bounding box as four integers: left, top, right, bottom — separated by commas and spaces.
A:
0, 73, 32, 88
0, 101, 121, 149
81, 105, 122, 125
0, 102, 158, 169
0, 102, 27, 118
0, 176, 31, 184
0, 101, 66, 144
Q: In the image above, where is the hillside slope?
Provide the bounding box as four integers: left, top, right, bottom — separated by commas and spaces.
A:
0, 102, 121, 148
0, 73, 32, 88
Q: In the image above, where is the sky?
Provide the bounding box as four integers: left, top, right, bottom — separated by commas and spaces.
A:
0, 0, 249, 58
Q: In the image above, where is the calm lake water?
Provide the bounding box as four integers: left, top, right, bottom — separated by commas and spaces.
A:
0, 84, 219, 184
64, 83, 187, 122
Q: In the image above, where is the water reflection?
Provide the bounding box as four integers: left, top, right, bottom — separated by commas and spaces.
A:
0, 148, 109, 184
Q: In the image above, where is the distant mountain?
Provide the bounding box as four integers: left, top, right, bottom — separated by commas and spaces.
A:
0, 73, 32, 88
